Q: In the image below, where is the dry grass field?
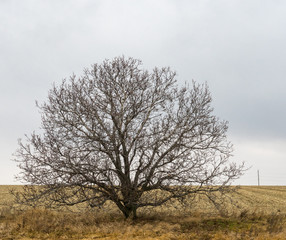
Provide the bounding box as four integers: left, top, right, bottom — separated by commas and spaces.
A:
1, 185, 286, 239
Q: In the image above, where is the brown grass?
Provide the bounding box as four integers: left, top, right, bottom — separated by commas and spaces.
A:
1, 185, 286, 239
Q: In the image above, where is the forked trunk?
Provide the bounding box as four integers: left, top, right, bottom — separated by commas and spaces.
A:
121, 206, 137, 220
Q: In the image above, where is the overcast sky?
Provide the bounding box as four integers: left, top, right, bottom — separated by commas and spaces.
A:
1, 0, 286, 185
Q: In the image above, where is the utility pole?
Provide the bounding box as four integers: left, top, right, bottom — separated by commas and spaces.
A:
257, 170, 260, 186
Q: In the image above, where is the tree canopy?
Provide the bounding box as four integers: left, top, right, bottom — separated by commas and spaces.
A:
15, 56, 244, 218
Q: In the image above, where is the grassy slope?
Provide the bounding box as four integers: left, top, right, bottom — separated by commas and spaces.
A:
1, 186, 286, 239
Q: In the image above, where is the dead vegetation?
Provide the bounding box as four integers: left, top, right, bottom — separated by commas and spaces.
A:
1, 185, 286, 239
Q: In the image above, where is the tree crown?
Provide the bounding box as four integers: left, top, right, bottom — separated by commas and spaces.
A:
15, 56, 244, 218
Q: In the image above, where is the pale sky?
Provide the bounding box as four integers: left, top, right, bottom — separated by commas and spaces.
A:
1, 0, 286, 185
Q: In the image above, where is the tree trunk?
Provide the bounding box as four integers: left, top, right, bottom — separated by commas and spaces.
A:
123, 210, 131, 219
120, 205, 137, 219
132, 207, 137, 220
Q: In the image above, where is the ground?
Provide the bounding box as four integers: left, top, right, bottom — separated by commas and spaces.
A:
1, 185, 286, 239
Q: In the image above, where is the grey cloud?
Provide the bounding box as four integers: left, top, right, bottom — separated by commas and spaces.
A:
1, 0, 286, 184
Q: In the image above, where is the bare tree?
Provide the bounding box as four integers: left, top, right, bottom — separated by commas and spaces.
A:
14, 56, 244, 219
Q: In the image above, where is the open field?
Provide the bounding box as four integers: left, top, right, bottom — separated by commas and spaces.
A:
1, 185, 286, 239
